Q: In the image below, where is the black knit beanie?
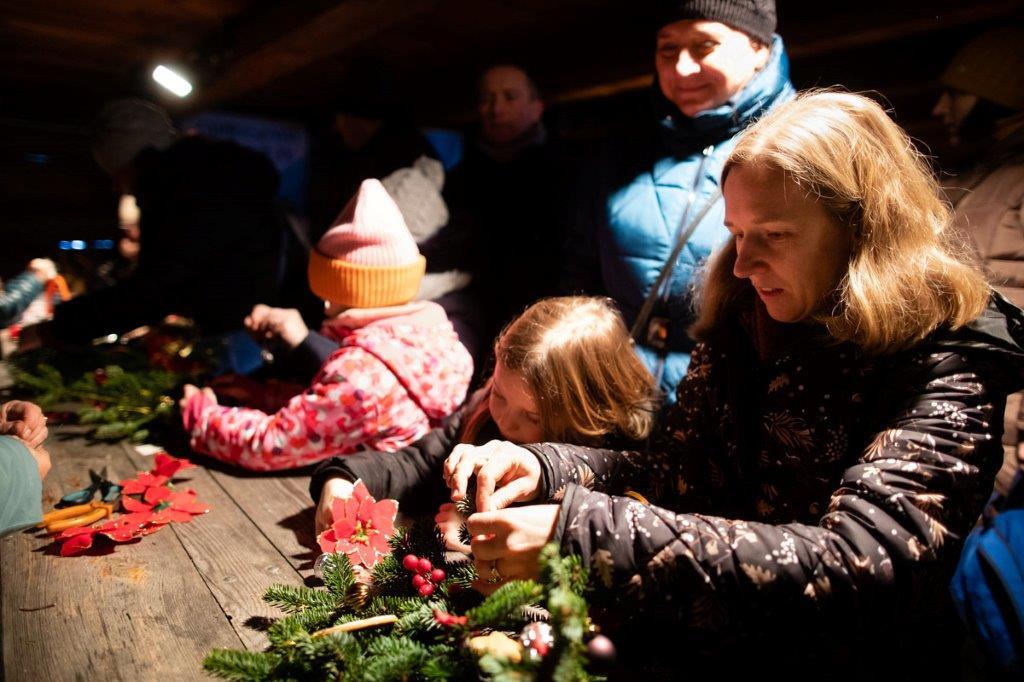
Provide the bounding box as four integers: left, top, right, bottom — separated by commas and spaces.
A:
657, 0, 776, 45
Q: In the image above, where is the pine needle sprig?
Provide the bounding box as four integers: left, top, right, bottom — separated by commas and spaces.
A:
202, 649, 280, 681
466, 580, 543, 629
262, 584, 339, 613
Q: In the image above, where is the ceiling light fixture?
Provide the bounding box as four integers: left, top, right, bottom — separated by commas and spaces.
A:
152, 65, 193, 98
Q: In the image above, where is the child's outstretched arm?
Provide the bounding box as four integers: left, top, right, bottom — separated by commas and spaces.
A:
309, 414, 463, 517
180, 347, 432, 471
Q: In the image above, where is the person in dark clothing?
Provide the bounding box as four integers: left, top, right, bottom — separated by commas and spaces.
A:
444, 64, 575, 345
307, 111, 437, 243
25, 99, 281, 345
449, 93, 1024, 676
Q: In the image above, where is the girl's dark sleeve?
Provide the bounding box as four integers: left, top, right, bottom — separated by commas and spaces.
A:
281, 330, 339, 382
524, 343, 717, 507
310, 412, 462, 516
551, 350, 1004, 631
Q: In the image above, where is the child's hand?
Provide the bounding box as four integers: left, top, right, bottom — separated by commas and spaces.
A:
434, 502, 471, 553
245, 305, 308, 349
315, 477, 355, 535
179, 384, 217, 411
443, 440, 542, 512
28, 258, 57, 283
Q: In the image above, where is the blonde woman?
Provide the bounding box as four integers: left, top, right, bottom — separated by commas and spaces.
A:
310, 296, 656, 531
458, 92, 1024, 675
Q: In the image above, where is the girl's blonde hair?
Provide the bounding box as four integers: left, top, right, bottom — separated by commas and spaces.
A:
692, 90, 990, 354
462, 296, 656, 445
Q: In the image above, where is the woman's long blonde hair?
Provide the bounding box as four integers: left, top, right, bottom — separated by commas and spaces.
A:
692, 90, 990, 354
461, 297, 656, 445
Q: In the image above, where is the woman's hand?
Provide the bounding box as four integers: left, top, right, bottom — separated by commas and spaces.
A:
0, 400, 48, 448
26, 443, 51, 480
443, 440, 542, 512
434, 502, 471, 553
467, 505, 560, 595
315, 477, 355, 535
179, 384, 217, 412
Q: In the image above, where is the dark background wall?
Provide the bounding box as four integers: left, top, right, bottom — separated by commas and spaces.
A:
2, 0, 1022, 280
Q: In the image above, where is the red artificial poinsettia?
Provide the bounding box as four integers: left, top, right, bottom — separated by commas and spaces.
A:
122, 486, 211, 523
152, 452, 193, 478
119, 453, 193, 495
317, 480, 398, 569
55, 512, 161, 557
53, 451, 209, 557
119, 471, 169, 496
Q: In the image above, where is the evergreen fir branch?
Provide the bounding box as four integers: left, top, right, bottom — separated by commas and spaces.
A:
421, 644, 471, 680
276, 606, 336, 633
360, 636, 430, 680
267, 616, 309, 648
478, 653, 534, 682
370, 553, 409, 595
393, 600, 442, 635
320, 553, 356, 600
364, 595, 426, 619
203, 649, 280, 681
466, 580, 542, 629
263, 584, 339, 613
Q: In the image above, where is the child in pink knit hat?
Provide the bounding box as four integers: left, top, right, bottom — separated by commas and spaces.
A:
179, 179, 474, 471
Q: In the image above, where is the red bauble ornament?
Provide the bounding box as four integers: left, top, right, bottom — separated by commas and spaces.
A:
412, 574, 427, 588
430, 568, 446, 583
418, 583, 435, 597
417, 557, 432, 574
402, 554, 420, 572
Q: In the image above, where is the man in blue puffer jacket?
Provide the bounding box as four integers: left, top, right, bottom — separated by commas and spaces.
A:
563, 0, 794, 402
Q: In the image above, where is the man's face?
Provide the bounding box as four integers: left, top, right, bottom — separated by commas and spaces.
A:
932, 89, 980, 146
478, 66, 544, 145
655, 20, 770, 117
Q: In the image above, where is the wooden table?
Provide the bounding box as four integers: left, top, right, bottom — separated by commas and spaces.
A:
1, 425, 319, 680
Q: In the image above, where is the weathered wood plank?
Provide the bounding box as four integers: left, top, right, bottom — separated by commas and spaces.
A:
1, 427, 242, 681
119, 442, 305, 651
207, 469, 319, 579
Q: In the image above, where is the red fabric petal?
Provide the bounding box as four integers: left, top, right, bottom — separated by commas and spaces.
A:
166, 490, 208, 514
148, 508, 181, 525
352, 480, 371, 505
161, 509, 196, 523
369, 532, 391, 556
317, 529, 337, 554
152, 453, 193, 478
144, 485, 171, 505
122, 496, 154, 513
353, 542, 376, 568
56, 526, 97, 540
367, 499, 398, 534
120, 478, 148, 495
59, 530, 97, 556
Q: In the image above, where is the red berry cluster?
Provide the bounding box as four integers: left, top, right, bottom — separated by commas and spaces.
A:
402, 554, 446, 597
432, 608, 468, 627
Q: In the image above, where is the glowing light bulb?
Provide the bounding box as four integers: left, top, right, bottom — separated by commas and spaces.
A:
152, 65, 192, 98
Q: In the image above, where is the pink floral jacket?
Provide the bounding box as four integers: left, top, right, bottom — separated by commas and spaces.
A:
180, 302, 473, 471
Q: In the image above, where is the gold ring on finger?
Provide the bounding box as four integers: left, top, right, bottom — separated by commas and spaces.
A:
486, 559, 503, 584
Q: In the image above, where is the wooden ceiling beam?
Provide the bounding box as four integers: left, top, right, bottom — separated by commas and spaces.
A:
196, 0, 439, 108
548, 0, 1022, 108
787, 0, 1023, 57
